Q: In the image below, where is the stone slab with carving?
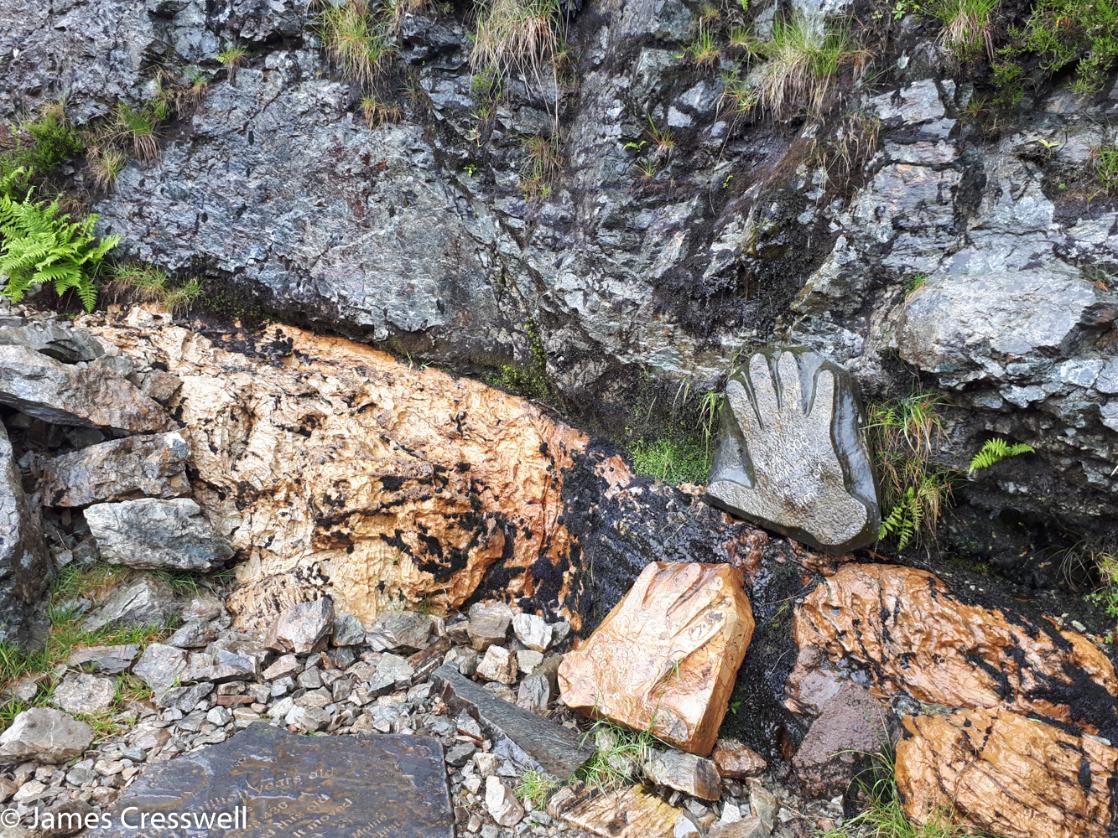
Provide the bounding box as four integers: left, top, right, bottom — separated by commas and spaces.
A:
559, 562, 754, 756
706, 349, 879, 552
896, 708, 1118, 838
90, 724, 453, 837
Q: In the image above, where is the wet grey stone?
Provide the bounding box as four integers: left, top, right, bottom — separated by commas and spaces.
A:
332, 613, 366, 647
0, 344, 171, 433
38, 432, 191, 508
0, 421, 50, 651
433, 665, 593, 779
93, 725, 453, 837
0, 315, 108, 363
81, 575, 179, 634
706, 350, 879, 551
66, 644, 139, 675
0, 708, 92, 764
266, 597, 335, 654
84, 498, 234, 571
53, 673, 117, 716
642, 749, 722, 801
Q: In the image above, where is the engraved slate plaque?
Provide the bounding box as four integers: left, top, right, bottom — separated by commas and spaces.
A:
91, 724, 453, 837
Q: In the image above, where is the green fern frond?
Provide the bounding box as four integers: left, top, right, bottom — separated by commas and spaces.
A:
969, 438, 1034, 475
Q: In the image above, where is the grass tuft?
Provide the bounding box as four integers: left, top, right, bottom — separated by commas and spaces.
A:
471, 0, 562, 86
578, 719, 660, 790
754, 13, 868, 121
628, 436, 710, 485
930, 0, 998, 59
87, 146, 127, 192
217, 45, 249, 80
110, 263, 203, 313
321, 0, 395, 86
112, 102, 160, 161
516, 770, 558, 808
520, 133, 562, 199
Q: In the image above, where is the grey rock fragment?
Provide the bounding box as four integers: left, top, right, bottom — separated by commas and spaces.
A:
0, 708, 93, 764
265, 597, 335, 654
39, 432, 191, 507
81, 575, 179, 633
84, 498, 233, 571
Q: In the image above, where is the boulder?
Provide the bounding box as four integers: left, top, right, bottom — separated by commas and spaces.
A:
0, 420, 50, 650
66, 644, 139, 675
553, 784, 684, 837
81, 575, 179, 633
131, 643, 191, 692
466, 602, 513, 651
0, 314, 108, 363
511, 613, 553, 652
84, 498, 233, 571
0, 708, 92, 764
265, 598, 335, 654
706, 350, 879, 552
38, 432, 191, 507
0, 344, 171, 433
52, 673, 117, 716
788, 564, 1118, 737
791, 683, 896, 797
559, 562, 754, 755
476, 645, 518, 684
896, 708, 1118, 838
366, 611, 437, 652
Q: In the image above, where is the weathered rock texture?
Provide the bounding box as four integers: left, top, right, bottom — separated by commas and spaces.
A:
896, 709, 1118, 838
39, 432, 191, 507
789, 563, 1118, 738
84, 497, 234, 570
706, 350, 878, 551
559, 562, 754, 755
0, 420, 51, 650
0, 345, 172, 433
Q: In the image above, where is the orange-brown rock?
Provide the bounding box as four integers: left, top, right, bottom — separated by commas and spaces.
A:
895, 708, 1118, 838
552, 784, 683, 837
789, 563, 1118, 734
83, 308, 593, 632
558, 562, 754, 755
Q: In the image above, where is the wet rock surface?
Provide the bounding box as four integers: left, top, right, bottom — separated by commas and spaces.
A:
38, 432, 191, 507
560, 562, 754, 756
896, 708, 1118, 838
706, 350, 879, 551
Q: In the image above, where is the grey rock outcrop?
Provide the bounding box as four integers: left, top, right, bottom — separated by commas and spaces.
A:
81, 574, 180, 633
707, 350, 879, 551
39, 432, 191, 507
0, 345, 172, 433
0, 420, 51, 651
84, 498, 233, 570
0, 313, 109, 363
0, 708, 92, 764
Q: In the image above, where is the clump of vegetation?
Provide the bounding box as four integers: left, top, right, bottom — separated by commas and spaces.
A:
968, 437, 1033, 475
578, 719, 660, 790
1087, 551, 1118, 633
86, 146, 127, 191
1094, 143, 1118, 194
996, 0, 1118, 98
470, 0, 563, 88
930, 0, 998, 59
110, 102, 162, 161
0, 183, 118, 311
516, 770, 558, 808
360, 95, 404, 126
0, 103, 84, 187
320, 0, 395, 86
822, 752, 983, 838
810, 109, 881, 194
689, 21, 722, 66
868, 392, 952, 550
753, 13, 868, 120
110, 263, 203, 313
628, 435, 710, 485
217, 45, 248, 80
520, 133, 562, 199
490, 319, 554, 402
0, 563, 174, 730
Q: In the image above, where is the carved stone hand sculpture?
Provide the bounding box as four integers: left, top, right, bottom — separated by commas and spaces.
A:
706, 349, 878, 551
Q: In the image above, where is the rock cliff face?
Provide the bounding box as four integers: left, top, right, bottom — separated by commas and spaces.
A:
7, 0, 1116, 557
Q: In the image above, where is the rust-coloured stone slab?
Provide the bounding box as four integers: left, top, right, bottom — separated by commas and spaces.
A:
896, 709, 1118, 838
90, 724, 452, 837
789, 563, 1118, 734
559, 562, 754, 756
557, 785, 682, 837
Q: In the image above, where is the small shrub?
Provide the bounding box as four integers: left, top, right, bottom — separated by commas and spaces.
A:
0, 190, 118, 311
320, 0, 395, 86
930, 0, 998, 59
471, 0, 562, 85
999, 0, 1118, 96
754, 13, 868, 120
0, 103, 83, 187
